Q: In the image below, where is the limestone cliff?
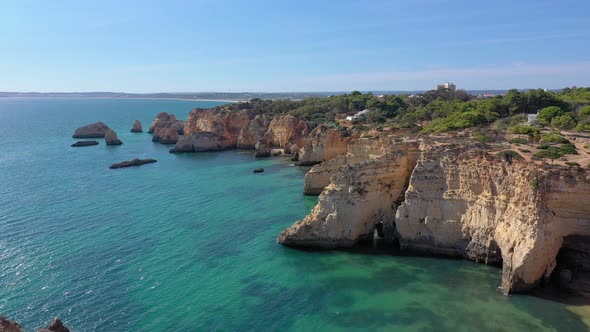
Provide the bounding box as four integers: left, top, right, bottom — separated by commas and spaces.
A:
298, 125, 349, 166
279, 140, 590, 294
256, 115, 310, 155
303, 137, 400, 195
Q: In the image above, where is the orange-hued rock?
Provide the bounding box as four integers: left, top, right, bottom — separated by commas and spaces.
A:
148, 112, 184, 135
279, 140, 590, 294
257, 115, 310, 155
170, 132, 234, 153
298, 125, 349, 166
152, 127, 179, 144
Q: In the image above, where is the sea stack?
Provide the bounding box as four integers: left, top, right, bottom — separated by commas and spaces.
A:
104, 129, 123, 145
148, 112, 184, 135
131, 120, 143, 132
72, 122, 110, 138
38, 317, 70, 332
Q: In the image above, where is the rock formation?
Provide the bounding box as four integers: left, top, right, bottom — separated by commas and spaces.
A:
109, 158, 157, 169
170, 132, 233, 153
148, 112, 184, 135
104, 129, 122, 145
303, 137, 397, 195
38, 317, 70, 332
279, 140, 590, 295
0, 316, 22, 332
152, 127, 179, 144
131, 120, 142, 132
72, 122, 110, 138
71, 140, 99, 147
255, 115, 310, 156
298, 125, 349, 166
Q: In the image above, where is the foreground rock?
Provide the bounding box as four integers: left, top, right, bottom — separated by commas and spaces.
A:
279, 140, 590, 295
148, 112, 184, 135
38, 317, 70, 332
170, 132, 233, 153
131, 120, 143, 132
152, 127, 179, 144
72, 122, 110, 138
71, 140, 99, 147
109, 158, 157, 169
104, 129, 122, 145
0, 316, 22, 332
298, 125, 349, 166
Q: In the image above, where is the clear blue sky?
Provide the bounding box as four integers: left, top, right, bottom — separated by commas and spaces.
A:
1, 0, 589, 92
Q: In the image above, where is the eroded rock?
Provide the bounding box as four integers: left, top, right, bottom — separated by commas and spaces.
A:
104, 129, 122, 145
131, 120, 143, 132
72, 122, 110, 138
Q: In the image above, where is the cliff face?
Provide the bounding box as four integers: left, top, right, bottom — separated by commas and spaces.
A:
280, 140, 590, 294
148, 112, 184, 135
257, 115, 310, 155
303, 137, 400, 195
298, 125, 349, 166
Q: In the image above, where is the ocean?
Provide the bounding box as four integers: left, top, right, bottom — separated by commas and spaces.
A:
0, 98, 588, 331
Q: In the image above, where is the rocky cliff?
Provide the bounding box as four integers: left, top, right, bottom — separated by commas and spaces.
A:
280, 140, 590, 294
298, 125, 349, 166
148, 112, 184, 135
174, 108, 310, 154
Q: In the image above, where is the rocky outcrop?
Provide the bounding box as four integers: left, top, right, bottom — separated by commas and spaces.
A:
170, 132, 233, 153
298, 125, 349, 166
0, 316, 22, 332
148, 112, 184, 135
255, 115, 310, 156
183, 108, 267, 148
131, 120, 142, 132
104, 129, 122, 145
152, 127, 179, 144
71, 140, 99, 147
254, 140, 271, 157
279, 140, 590, 295
109, 158, 157, 169
279, 142, 420, 247
72, 122, 110, 138
38, 317, 70, 332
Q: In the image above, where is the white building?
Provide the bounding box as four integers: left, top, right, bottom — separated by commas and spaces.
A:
346, 109, 370, 121
436, 82, 456, 92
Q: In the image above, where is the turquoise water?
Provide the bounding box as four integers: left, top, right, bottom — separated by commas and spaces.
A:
0, 98, 588, 331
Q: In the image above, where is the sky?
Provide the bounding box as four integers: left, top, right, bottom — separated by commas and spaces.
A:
1, 0, 590, 92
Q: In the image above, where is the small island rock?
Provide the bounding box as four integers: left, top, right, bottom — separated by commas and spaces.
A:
131, 120, 143, 133
71, 140, 99, 147
104, 129, 123, 145
72, 122, 110, 138
253, 168, 264, 173
109, 158, 157, 169
38, 317, 70, 332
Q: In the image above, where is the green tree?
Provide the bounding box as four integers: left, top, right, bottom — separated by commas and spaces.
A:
537, 106, 564, 125
550, 113, 576, 130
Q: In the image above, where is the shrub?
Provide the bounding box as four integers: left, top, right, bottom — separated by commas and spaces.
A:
473, 131, 495, 142
535, 144, 578, 161
566, 162, 581, 167
510, 137, 529, 144
551, 113, 576, 130
519, 149, 531, 153
540, 133, 568, 144
538, 144, 550, 150
496, 150, 523, 164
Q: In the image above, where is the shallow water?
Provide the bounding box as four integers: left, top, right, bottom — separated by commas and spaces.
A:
0, 98, 588, 331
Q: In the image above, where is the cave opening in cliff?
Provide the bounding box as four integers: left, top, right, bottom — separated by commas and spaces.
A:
547, 235, 590, 299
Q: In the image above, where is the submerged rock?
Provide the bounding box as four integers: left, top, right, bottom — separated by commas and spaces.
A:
38, 317, 70, 332
71, 140, 99, 147
109, 158, 157, 169
253, 168, 264, 173
131, 120, 143, 132
104, 129, 122, 145
72, 122, 110, 138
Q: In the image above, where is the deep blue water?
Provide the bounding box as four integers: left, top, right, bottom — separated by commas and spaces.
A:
0, 98, 588, 331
